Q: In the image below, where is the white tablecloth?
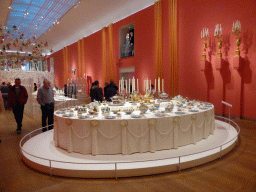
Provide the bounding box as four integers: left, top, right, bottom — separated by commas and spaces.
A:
54, 103, 215, 155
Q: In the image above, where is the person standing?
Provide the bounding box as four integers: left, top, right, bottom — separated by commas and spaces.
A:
7, 78, 28, 134
33, 83, 37, 92
64, 84, 68, 97
90, 81, 103, 102
0, 82, 9, 110
103, 82, 109, 100
37, 79, 55, 132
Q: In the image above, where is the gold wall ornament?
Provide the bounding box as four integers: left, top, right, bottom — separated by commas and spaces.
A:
214, 24, 223, 59
217, 40, 222, 59
201, 27, 209, 61
232, 21, 241, 57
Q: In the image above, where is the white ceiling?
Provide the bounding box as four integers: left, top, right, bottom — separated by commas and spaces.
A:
0, 0, 156, 55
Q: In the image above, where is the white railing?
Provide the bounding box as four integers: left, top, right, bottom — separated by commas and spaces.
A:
19, 115, 240, 179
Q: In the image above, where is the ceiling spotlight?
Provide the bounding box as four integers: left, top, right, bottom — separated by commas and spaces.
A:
8, 6, 12, 9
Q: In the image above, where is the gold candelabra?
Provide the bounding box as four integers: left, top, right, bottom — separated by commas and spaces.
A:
201, 28, 209, 60
214, 24, 223, 59
232, 21, 241, 57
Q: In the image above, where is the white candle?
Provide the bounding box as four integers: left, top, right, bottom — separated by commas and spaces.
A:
123, 80, 124, 92
119, 80, 120, 92
144, 80, 145, 92
128, 79, 130, 93
155, 79, 156, 91
158, 77, 160, 92
132, 77, 135, 93
125, 80, 127, 93
146, 78, 148, 92
150, 80, 151, 91
134, 79, 136, 92
137, 79, 139, 93
162, 79, 164, 93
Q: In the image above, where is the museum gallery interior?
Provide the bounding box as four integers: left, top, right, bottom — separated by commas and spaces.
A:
0, 0, 256, 191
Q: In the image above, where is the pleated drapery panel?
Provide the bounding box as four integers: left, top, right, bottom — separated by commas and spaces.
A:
108, 24, 115, 81
63, 46, 69, 82
78, 40, 82, 78
154, 0, 163, 91
102, 27, 107, 83
81, 38, 86, 78
169, 0, 178, 97
78, 39, 86, 78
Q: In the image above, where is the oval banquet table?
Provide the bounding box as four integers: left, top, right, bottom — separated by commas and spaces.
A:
54, 101, 215, 155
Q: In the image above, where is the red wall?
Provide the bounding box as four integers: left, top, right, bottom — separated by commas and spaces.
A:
52, 49, 64, 87
178, 0, 256, 118
84, 30, 103, 88
113, 5, 155, 93
67, 42, 78, 80
52, 0, 256, 118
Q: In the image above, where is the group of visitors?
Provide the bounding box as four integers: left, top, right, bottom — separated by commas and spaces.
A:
0, 78, 118, 139
90, 79, 118, 102
0, 78, 54, 135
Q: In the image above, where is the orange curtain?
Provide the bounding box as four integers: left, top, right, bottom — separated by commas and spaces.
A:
63, 46, 69, 83
102, 27, 107, 83
108, 24, 115, 80
81, 38, 86, 78
154, 1, 163, 91
78, 40, 82, 78
78, 39, 86, 78
169, 0, 178, 97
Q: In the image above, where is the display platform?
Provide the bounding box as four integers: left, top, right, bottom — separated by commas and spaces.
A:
20, 117, 239, 178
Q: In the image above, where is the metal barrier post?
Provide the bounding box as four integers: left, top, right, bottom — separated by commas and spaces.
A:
50, 160, 52, 176
178, 157, 180, 171
115, 163, 117, 179
221, 101, 232, 129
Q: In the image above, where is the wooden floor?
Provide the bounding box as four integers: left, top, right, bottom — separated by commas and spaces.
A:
0, 107, 256, 192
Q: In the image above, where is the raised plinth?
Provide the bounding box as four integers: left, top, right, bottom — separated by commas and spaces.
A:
20, 117, 239, 178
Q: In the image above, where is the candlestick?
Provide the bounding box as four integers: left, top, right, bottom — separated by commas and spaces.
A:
158, 77, 160, 92
119, 80, 120, 93
232, 20, 241, 57
162, 79, 164, 93
214, 24, 223, 59
144, 80, 145, 92
128, 79, 130, 93
132, 77, 135, 93
146, 78, 148, 93
201, 27, 209, 61
137, 79, 139, 93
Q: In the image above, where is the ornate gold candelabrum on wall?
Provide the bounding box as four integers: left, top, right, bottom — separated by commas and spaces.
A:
232, 20, 241, 57
201, 27, 209, 60
214, 24, 223, 59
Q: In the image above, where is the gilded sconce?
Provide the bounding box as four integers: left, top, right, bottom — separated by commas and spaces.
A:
232, 20, 241, 57
201, 27, 209, 61
214, 24, 223, 59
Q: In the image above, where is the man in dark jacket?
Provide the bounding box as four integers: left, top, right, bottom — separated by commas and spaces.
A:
105, 79, 118, 101
90, 81, 103, 102
7, 78, 28, 134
